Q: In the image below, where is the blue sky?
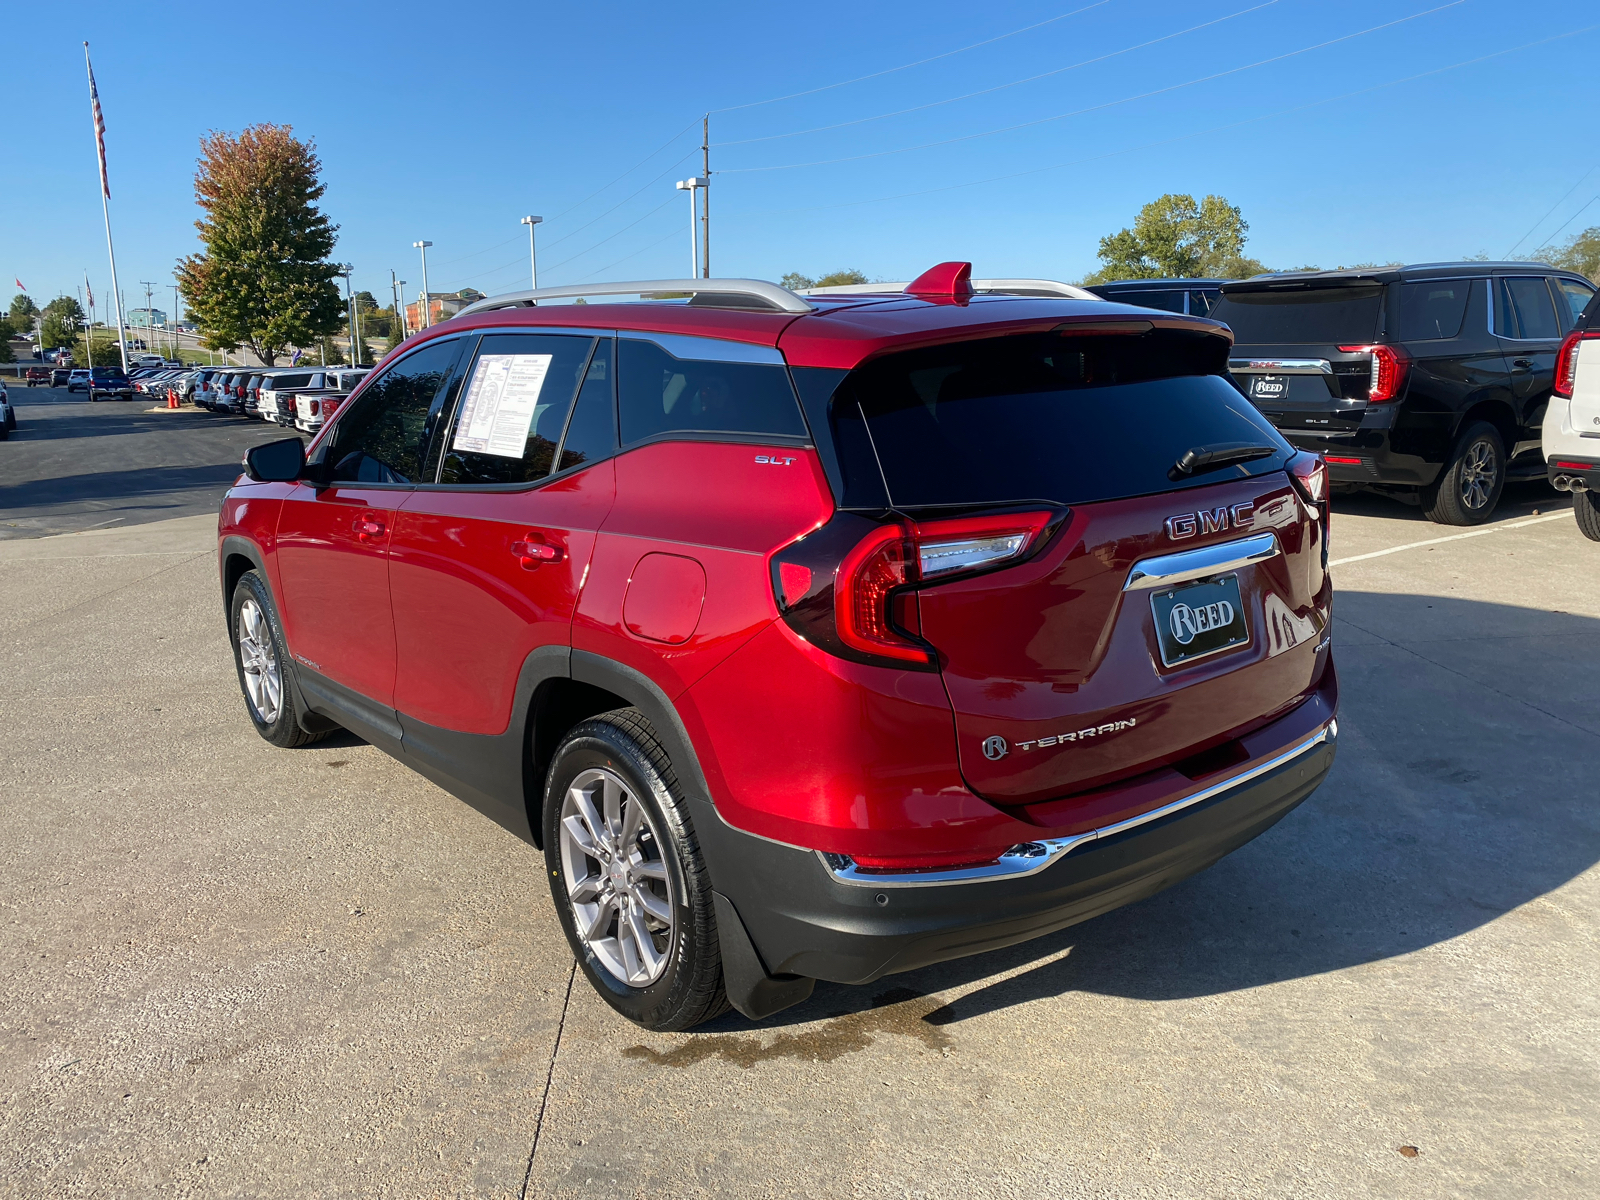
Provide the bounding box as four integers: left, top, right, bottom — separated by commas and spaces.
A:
5, 0, 1599, 316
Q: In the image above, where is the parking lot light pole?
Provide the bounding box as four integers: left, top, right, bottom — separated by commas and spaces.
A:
338, 265, 357, 366
390, 271, 406, 348
413, 241, 432, 328
520, 217, 542, 291
676, 179, 704, 280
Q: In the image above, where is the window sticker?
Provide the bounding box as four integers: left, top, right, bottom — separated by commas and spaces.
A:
452, 353, 554, 458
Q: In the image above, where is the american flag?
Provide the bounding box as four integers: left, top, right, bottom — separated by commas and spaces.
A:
86, 47, 110, 199
84, 274, 94, 308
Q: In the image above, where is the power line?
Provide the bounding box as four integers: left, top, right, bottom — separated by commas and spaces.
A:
709, 0, 1115, 114
542, 196, 680, 276
547, 120, 700, 223
539, 149, 699, 255
721, 1, 1466, 174
732, 23, 1600, 219
716, 0, 1278, 147
1531, 195, 1600, 256
1506, 164, 1600, 257
579, 225, 688, 283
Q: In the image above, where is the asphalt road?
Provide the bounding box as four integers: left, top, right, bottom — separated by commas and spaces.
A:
0, 441, 1596, 1197
0, 387, 294, 540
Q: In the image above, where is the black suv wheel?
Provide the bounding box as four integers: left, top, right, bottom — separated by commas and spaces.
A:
1423, 421, 1505, 526
544, 709, 728, 1031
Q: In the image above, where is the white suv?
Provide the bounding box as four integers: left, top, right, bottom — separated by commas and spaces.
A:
1547, 291, 1600, 541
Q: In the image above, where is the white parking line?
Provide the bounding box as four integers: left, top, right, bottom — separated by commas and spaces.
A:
1330, 511, 1570, 567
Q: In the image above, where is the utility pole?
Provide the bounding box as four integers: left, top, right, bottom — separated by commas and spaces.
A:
390, 270, 406, 348
171, 282, 181, 361
139, 281, 155, 356
677, 179, 705, 278
701, 114, 710, 279
338, 265, 357, 366
521, 216, 543, 291
413, 241, 432, 328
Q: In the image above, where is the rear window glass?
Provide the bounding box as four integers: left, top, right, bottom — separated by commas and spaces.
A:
1210, 286, 1382, 344
1107, 289, 1187, 314
1393, 280, 1471, 341
842, 331, 1292, 509
270, 372, 313, 390
618, 336, 806, 445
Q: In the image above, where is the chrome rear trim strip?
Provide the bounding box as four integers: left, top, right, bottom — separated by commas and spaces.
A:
1228, 358, 1333, 375
1124, 532, 1279, 591
817, 722, 1335, 888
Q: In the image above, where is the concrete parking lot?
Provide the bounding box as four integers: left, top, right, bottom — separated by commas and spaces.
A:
1, 396, 1596, 1198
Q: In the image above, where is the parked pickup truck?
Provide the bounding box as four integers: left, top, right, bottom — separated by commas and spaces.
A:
25, 367, 50, 387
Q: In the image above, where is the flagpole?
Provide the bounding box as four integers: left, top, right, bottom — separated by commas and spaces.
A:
84, 43, 129, 375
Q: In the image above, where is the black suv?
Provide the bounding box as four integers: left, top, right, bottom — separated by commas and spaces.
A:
1085, 277, 1225, 317
1213, 263, 1596, 524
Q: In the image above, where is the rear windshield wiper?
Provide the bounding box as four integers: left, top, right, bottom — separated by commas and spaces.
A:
1169, 442, 1279, 480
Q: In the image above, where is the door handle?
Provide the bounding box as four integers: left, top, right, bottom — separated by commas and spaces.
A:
1512, 359, 1534, 370
511, 535, 563, 570
352, 514, 385, 543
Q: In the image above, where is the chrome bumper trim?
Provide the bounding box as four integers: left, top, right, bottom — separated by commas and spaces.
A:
1228, 358, 1333, 376
1124, 532, 1279, 591
817, 721, 1336, 888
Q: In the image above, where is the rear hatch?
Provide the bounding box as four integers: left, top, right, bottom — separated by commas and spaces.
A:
838, 326, 1330, 805
1210, 279, 1390, 435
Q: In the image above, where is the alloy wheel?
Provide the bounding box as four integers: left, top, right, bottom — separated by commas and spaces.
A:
558, 767, 676, 987
1458, 438, 1499, 511
236, 597, 283, 724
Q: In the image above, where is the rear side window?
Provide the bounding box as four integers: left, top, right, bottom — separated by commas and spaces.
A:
1393, 280, 1471, 341
617, 335, 806, 446
556, 338, 617, 473
1210, 286, 1383, 344
1109, 289, 1187, 314
271, 372, 313, 390
1554, 278, 1595, 332
841, 330, 1290, 508
438, 333, 596, 486
1499, 277, 1561, 341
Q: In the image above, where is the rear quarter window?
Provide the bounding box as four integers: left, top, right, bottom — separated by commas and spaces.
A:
1211, 285, 1383, 344
617, 335, 806, 446
840, 330, 1292, 509
1393, 280, 1471, 341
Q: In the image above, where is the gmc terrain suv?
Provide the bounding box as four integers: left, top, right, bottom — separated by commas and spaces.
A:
1213, 262, 1596, 524
1547, 288, 1600, 540
220, 263, 1339, 1030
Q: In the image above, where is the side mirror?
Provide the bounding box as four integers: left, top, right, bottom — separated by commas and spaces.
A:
242, 437, 306, 483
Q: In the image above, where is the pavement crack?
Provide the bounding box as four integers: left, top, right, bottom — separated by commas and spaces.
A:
520, 957, 576, 1200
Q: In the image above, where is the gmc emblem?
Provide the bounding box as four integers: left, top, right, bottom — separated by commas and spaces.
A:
1166, 503, 1255, 540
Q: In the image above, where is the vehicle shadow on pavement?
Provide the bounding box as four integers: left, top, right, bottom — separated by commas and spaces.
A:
0, 463, 248, 510
1330, 479, 1559, 523
722, 591, 1598, 1035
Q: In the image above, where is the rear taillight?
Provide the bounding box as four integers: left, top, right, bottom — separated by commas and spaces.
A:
1337, 344, 1410, 403
307, 399, 320, 416
1555, 330, 1599, 399
1287, 451, 1328, 506
771, 509, 1058, 670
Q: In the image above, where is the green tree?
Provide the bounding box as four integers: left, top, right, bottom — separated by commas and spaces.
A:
781, 268, 868, 291
73, 332, 123, 366
1086, 194, 1269, 283
0, 315, 15, 363
177, 124, 345, 367
40, 297, 86, 352
1548, 226, 1600, 283
9, 294, 38, 331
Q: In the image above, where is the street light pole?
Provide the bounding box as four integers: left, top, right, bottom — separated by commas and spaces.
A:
676, 179, 705, 279
413, 241, 432, 328
139, 280, 154, 356
170, 282, 180, 361
338, 265, 356, 366
520, 216, 543, 291
390, 270, 406, 348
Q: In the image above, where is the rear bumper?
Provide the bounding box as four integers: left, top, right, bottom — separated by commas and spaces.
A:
708, 714, 1337, 988
1276, 424, 1442, 487
1548, 457, 1599, 492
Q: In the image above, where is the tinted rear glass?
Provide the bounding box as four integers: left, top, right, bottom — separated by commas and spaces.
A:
618, 337, 806, 445
1211, 286, 1382, 344
1394, 280, 1471, 341
1107, 289, 1187, 314
842, 331, 1291, 508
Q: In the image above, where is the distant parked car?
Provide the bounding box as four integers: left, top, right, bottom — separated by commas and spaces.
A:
49, 368, 70, 387
66, 368, 92, 392
1213, 261, 1597, 525
214, 371, 252, 414
292, 369, 371, 434
134, 353, 165, 369
88, 366, 133, 401
25, 367, 49, 386
1085, 277, 1226, 316
0, 381, 13, 438
1546, 288, 1600, 540
260, 369, 361, 427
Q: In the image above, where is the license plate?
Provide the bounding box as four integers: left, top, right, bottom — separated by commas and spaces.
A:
1150, 575, 1250, 667
1249, 375, 1289, 401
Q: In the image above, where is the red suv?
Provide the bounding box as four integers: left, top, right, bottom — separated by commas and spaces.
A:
220, 263, 1338, 1030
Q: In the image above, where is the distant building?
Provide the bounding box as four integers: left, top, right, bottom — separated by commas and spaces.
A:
404, 289, 484, 330
127, 307, 167, 329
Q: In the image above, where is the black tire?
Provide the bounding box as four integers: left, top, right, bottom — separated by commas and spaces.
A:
1575, 491, 1600, 543
543, 709, 729, 1031
1423, 421, 1505, 526
228, 569, 329, 748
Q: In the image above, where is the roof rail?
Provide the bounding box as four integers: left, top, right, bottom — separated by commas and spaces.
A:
800, 278, 1101, 301
455, 278, 812, 319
